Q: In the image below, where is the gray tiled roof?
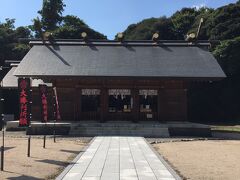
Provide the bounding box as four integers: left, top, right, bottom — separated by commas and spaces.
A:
2, 66, 52, 88
13, 41, 226, 79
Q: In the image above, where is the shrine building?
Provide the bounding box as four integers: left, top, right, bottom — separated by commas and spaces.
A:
11, 39, 225, 122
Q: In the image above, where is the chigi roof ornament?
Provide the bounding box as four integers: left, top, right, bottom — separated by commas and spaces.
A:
117, 32, 124, 42
152, 33, 160, 42
81, 32, 88, 41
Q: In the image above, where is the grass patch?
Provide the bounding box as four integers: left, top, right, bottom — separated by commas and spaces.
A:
211, 125, 240, 133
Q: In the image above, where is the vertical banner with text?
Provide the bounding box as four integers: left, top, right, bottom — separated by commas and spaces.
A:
39, 84, 48, 122
53, 87, 61, 121
18, 78, 31, 127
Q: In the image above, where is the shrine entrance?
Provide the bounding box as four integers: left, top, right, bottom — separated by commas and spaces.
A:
81, 89, 101, 120
78, 88, 159, 122
107, 89, 133, 121
139, 89, 158, 121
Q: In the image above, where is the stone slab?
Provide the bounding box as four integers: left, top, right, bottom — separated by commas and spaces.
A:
57, 136, 181, 180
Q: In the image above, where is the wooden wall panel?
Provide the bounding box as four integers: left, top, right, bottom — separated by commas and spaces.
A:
51, 78, 188, 122
57, 88, 75, 120
160, 89, 187, 121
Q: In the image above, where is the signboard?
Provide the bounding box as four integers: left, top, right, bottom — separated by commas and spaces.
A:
39, 84, 48, 122
109, 89, 131, 95
82, 89, 101, 95
18, 78, 31, 127
53, 87, 61, 120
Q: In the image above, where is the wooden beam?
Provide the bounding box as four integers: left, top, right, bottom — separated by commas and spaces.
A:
132, 88, 139, 123
75, 88, 81, 121
100, 88, 108, 122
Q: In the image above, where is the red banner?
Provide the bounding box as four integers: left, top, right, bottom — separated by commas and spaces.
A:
18, 78, 31, 127
39, 84, 48, 122
53, 87, 61, 121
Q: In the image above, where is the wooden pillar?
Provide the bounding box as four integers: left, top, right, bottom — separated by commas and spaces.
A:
132, 88, 139, 123
100, 88, 108, 123
158, 88, 166, 122
76, 88, 82, 121
182, 88, 188, 121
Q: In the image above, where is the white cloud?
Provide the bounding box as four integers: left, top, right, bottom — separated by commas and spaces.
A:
192, 3, 206, 10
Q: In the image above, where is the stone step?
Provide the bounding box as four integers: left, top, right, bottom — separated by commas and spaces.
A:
69, 126, 169, 137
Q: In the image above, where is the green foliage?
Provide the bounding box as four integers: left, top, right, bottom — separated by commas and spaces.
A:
38, 0, 65, 31
122, 17, 177, 40
30, 17, 43, 38
187, 8, 214, 39
0, 19, 31, 66
213, 36, 240, 76
171, 8, 200, 39
53, 15, 106, 39
189, 3, 240, 40
31, 1, 106, 39
209, 3, 240, 40
122, 7, 210, 40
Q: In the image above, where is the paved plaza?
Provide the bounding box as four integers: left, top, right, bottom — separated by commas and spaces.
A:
57, 136, 181, 180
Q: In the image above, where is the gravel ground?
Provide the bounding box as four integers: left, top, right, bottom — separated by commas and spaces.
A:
0, 131, 91, 180
153, 140, 240, 180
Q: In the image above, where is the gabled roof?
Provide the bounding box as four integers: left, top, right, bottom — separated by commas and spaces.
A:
13, 40, 226, 80
2, 66, 52, 89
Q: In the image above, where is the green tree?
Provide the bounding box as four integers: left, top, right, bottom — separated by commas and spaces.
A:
209, 2, 240, 40
213, 36, 240, 76
31, 1, 106, 39
0, 19, 31, 79
171, 8, 200, 39
54, 15, 106, 39
122, 17, 176, 40
187, 8, 214, 40
38, 0, 65, 31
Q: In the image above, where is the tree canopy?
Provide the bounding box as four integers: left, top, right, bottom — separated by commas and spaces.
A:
121, 17, 176, 40
122, 2, 240, 41
213, 36, 240, 77
53, 15, 107, 39
31, 0, 106, 39
38, 0, 65, 31
0, 19, 31, 66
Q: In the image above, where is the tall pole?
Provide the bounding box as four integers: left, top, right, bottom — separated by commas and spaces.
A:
27, 88, 33, 157
1, 113, 4, 171
53, 119, 56, 143
1, 85, 5, 171
43, 122, 46, 148
27, 112, 32, 157
1, 66, 10, 171
53, 93, 57, 143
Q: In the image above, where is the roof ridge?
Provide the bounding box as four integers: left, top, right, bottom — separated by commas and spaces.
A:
18, 38, 219, 47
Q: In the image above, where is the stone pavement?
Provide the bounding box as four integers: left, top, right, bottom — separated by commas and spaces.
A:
57, 136, 181, 180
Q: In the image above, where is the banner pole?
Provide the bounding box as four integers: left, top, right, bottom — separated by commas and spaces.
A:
27, 135, 31, 157
1, 93, 5, 171
43, 122, 46, 148
1, 114, 5, 171
53, 120, 56, 143
27, 112, 32, 157
43, 135, 46, 148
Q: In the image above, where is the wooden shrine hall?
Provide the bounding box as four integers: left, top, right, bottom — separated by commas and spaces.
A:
13, 39, 226, 122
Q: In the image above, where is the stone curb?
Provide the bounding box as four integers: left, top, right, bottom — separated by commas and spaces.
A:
143, 138, 182, 180
55, 137, 96, 180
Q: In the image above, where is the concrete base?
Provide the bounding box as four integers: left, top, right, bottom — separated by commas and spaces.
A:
5, 120, 212, 137
27, 122, 71, 135
69, 121, 211, 137
212, 130, 240, 139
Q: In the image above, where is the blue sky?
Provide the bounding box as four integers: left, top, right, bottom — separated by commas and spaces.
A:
0, 0, 238, 39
